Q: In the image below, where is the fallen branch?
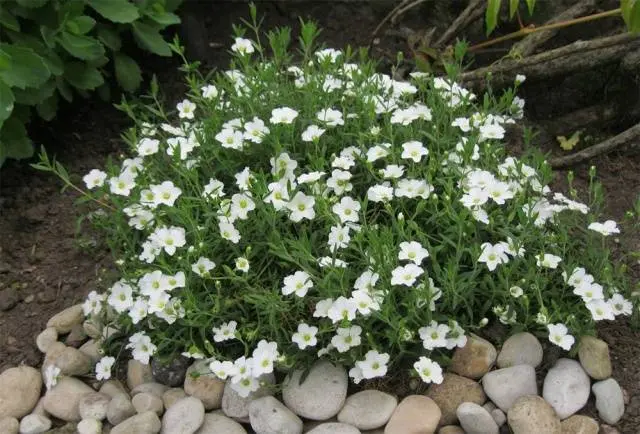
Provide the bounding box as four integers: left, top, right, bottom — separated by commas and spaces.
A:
540, 102, 622, 135
459, 33, 640, 89
434, 0, 486, 48
511, 0, 597, 56
550, 122, 640, 168
371, 0, 418, 42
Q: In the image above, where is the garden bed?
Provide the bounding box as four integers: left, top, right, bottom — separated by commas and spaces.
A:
1, 1, 640, 433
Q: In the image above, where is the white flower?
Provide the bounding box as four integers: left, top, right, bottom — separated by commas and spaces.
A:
367, 184, 394, 202
44, 365, 61, 390
230, 193, 256, 220
398, 241, 429, 265
137, 138, 159, 156
292, 323, 318, 349
401, 141, 429, 163
235, 257, 250, 273
150, 181, 182, 207
573, 282, 604, 302
414, 357, 443, 384
209, 360, 238, 380
332, 196, 361, 224
216, 128, 244, 150
395, 179, 432, 199
315, 48, 342, 62
83, 169, 108, 189
219, 221, 241, 244
95, 356, 115, 381
536, 253, 562, 269
327, 296, 357, 323
461, 187, 489, 209
486, 180, 514, 205
419, 321, 450, 350
515, 74, 526, 84
126, 332, 156, 364
318, 256, 348, 268
83, 291, 105, 316
380, 165, 405, 179
192, 257, 216, 276
231, 37, 255, 54
445, 321, 468, 349
128, 298, 148, 324
213, 321, 238, 342
166, 134, 198, 160
109, 173, 136, 196
332, 156, 355, 170
201, 84, 219, 99
390, 263, 424, 287
244, 117, 270, 143
451, 117, 471, 132
301, 125, 326, 142
298, 171, 325, 184
282, 271, 313, 297
478, 243, 509, 271
328, 225, 351, 252
479, 123, 505, 141
588, 220, 620, 236
270, 152, 298, 179
566, 267, 594, 288
327, 169, 353, 195
586, 299, 615, 321
331, 325, 362, 352
348, 366, 364, 384
351, 290, 380, 315
287, 192, 316, 222
107, 280, 134, 313
356, 350, 389, 379
177, 99, 196, 119
251, 340, 279, 376
609, 293, 633, 316
234, 167, 254, 191
264, 181, 291, 210
366, 144, 390, 162
149, 226, 186, 255
547, 323, 575, 351
231, 375, 260, 398
313, 298, 334, 318
509, 286, 524, 298
270, 107, 299, 124
316, 108, 344, 127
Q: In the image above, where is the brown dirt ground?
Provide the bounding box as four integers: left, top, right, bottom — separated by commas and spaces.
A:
1, 1, 639, 432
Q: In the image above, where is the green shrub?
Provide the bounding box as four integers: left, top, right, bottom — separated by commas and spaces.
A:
36, 12, 634, 394
0, 0, 182, 164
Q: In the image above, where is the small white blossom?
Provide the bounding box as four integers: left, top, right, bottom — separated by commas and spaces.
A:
547, 323, 574, 351
292, 323, 318, 349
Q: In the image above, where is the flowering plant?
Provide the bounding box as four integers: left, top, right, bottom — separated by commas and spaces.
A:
35, 9, 634, 395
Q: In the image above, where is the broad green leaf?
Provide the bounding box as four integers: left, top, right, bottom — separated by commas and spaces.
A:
0, 8, 20, 32
40, 26, 57, 48
56, 76, 73, 102
525, 0, 536, 15
64, 61, 104, 90
509, 0, 519, 18
132, 21, 172, 56
0, 116, 33, 161
56, 32, 105, 61
67, 16, 97, 35
97, 26, 122, 51
486, 0, 502, 35
0, 80, 15, 127
145, 10, 180, 26
622, 0, 640, 33
16, 0, 48, 8
36, 92, 58, 121
13, 78, 56, 105
114, 53, 142, 92
41, 51, 64, 76
0, 49, 10, 70
164, 0, 183, 12
0, 44, 50, 89
87, 0, 140, 23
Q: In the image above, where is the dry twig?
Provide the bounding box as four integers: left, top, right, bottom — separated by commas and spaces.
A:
434, 0, 486, 48
550, 122, 640, 168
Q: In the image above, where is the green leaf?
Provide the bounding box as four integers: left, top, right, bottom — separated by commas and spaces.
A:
13, 78, 56, 105
36, 92, 58, 121
622, 0, 640, 33
0, 8, 21, 32
16, 0, 48, 8
96, 82, 111, 102
557, 130, 582, 151
40, 26, 57, 48
164, 0, 183, 12
485, 0, 502, 35
56, 32, 105, 61
64, 61, 104, 90
56, 76, 73, 102
145, 10, 180, 26
0, 44, 50, 89
96, 26, 122, 51
87, 0, 140, 23
132, 21, 172, 56
67, 16, 97, 35
0, 116, 33, 161
509, 0, 519, 18
525, 0, 536, 15
114, 53, 142, 92
0, 49, 10, 70
0, 80, 15, 128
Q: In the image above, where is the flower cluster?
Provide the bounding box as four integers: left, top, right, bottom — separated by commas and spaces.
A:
77, 21, 632, 386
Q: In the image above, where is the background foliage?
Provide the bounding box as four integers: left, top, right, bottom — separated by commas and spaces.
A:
0, 0, 182, 164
